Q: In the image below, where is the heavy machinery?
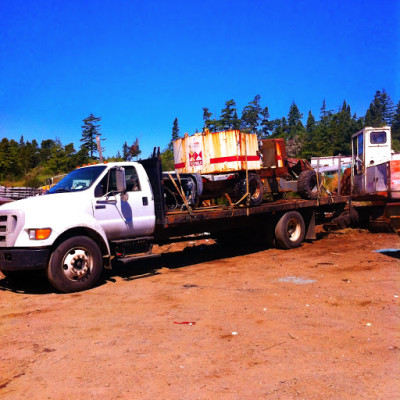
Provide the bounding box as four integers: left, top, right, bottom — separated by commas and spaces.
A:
164, 130, 318, 210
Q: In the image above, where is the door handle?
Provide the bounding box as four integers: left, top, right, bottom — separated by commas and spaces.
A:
142, 197, 148, 206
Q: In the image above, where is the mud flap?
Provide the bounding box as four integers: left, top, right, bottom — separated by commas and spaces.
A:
303, 210, 316, 240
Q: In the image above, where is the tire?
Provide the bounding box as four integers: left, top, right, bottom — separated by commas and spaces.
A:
232, 174, 264, 206
275, 211, 305, 249
297, 170, 323, 200
47, 236, 103, 293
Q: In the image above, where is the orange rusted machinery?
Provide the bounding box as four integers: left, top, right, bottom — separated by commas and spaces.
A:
164, 130, 313, 209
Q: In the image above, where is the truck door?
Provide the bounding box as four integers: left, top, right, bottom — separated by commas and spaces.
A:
93, 166, 155, 240
352, 133, 365, 194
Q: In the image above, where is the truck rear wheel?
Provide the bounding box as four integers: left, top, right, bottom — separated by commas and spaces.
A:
47, 236, 103, 293
275, 211, 305, 249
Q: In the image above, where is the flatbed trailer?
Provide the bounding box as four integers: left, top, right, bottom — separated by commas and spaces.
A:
143, 157, 349, 248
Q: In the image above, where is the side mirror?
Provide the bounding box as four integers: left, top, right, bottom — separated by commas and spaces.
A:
115, 167, 126, 193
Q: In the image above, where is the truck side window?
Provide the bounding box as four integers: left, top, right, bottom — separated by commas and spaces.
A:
94, 166, 140, 197
125, 166, 141, 192
95, 170, 118, 197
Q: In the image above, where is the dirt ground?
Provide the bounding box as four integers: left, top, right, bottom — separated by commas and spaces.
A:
0, 228, 399, 400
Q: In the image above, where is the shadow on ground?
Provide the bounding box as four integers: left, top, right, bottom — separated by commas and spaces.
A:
0, 241, 275, 295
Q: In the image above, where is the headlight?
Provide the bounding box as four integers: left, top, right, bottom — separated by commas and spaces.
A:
29, 228, 52, 240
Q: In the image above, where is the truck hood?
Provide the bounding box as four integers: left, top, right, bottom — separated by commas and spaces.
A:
0, 192, 93, 217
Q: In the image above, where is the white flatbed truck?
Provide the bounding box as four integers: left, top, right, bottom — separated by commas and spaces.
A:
0, 156, 348, 292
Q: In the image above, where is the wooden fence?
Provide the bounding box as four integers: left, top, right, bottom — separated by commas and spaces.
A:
0, 186, 43, 200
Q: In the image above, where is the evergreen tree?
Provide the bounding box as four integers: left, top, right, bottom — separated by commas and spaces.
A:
122, 142, 130, 161
81, 114, 102, 159
259, 106, 272, 137
202, 107, 217, 132
329, 101, 353, 155
219, 99, 239, 130
270, 117, 288, 138
241, 95, 261, 134
318, 99, 334, 154
391, 101, 400, 152
300, 111, 318, 158
287, 101, 304, 139
168, 118, 180, 150
364, 89, 394, 127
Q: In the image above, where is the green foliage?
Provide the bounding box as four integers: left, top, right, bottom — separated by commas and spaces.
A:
129, 138, 142, 160
160, 148, 175, 171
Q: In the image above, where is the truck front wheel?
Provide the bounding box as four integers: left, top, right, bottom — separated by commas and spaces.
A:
47, 236, 103, 293
275, 211, 305, 249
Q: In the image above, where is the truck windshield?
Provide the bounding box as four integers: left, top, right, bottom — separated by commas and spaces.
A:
48, 166, 107, 193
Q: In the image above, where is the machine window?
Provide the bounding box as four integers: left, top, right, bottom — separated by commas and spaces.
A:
370, 131, 387, 144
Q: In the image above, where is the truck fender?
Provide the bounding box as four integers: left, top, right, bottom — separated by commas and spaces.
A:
49, 215, 111, 266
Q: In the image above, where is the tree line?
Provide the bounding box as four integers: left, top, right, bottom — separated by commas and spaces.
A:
200, 89, 400, 157
0, 114, 141, 186
1, 89, 399, 185
160, 89, 399, 169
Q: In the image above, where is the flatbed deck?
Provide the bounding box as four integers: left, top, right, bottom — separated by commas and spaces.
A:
165, 195, 349, 226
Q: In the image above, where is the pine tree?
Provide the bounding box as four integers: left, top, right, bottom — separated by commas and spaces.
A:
259, 106, 272, 137
122, 142, 130, 161
241, 95, 262, 134
81, 114, 102, 159
364, 89, 394, 127
391, 101, 400, 152
287, 101, 304, 139
318, 99, 334, 155
300, 111, 318, 158
202, 107, 219, 132
168, 118, 180, 150
219, 100, 239, 130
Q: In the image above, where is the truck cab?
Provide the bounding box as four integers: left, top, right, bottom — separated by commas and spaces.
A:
0, 161, 157, 292
351, 126, 400, 198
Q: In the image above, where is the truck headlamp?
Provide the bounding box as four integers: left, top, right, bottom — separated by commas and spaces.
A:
29, 228, 52, 240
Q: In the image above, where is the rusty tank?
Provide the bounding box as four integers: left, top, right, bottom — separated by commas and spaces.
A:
173, 130, 260, 175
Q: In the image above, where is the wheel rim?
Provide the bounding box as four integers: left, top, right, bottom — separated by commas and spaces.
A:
287, 218, 301, 242
251, 184, 261, 200
62, 248, 92, 281
249, 179, 262, 200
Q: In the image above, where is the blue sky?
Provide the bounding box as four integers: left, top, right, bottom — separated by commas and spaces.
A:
0, 0, 398, 158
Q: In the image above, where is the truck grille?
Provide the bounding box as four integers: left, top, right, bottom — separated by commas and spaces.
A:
0, 211, 24, 247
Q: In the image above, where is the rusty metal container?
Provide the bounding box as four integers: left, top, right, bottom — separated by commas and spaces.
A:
173, 130, 260, 174
390, 160, 400, 199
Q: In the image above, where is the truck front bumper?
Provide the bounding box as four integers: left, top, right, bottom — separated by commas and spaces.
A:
0, 248, 51, 271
